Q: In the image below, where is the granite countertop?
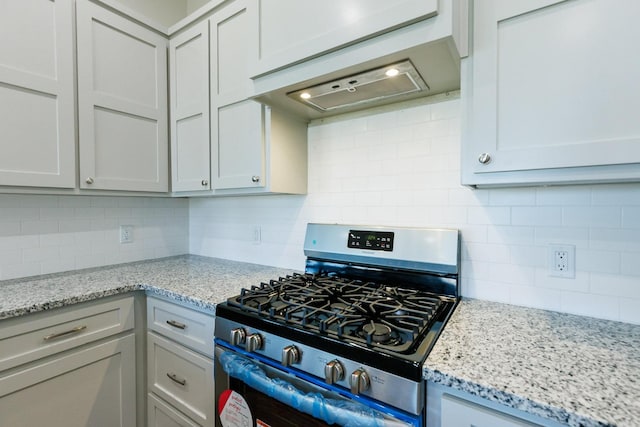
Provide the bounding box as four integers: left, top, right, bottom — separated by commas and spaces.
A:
3, 257, 639, 427
0, 254, 294, 320
424, 299, 640, 427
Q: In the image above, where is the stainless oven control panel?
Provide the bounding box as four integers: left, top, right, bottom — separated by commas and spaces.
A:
347, 230, 394, 251
215, 316, 424, 416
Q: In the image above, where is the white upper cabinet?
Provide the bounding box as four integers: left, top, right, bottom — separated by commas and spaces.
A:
209, 0, 307, 195
169, 20, 211, 192
462, 0, 640, 186
0, 0, 75, 189
213, 101, 307, 195
253, 0, 438, 77
77, 0, 169, 192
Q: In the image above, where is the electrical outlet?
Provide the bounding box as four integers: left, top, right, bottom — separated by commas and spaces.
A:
548, 244, 575, 278
252, 226, 261, 245
120, 225, 134, 244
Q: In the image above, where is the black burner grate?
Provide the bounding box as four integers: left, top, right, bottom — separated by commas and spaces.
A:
228, 273, 445, 353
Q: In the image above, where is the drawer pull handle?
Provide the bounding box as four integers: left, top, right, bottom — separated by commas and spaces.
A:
166, 320, 187, 330
167, 373, 187, 386
43, 325, 87, 341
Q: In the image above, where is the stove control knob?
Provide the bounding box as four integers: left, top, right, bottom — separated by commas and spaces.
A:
245, 333, 263, 352
230, 328, 246, 346
350, 368, 371, 395
324, 360, 345, 385
281, 345, 300, 366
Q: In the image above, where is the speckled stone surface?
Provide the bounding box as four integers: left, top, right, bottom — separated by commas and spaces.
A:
0, 255, 295, 320
424, 299, 640, 427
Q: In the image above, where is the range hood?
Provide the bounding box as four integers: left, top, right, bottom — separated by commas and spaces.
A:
251, 1, 469, 120
286, 60, 429, 112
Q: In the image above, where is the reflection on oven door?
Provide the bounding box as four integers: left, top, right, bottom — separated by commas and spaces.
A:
216, 350, 415, 427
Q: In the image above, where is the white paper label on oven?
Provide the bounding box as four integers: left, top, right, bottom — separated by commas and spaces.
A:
219, 389, 253, 427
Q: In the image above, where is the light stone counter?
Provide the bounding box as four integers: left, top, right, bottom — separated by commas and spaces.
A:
3, 259, 638, 426
424, 299, 640, 427
0, 255, 295, 319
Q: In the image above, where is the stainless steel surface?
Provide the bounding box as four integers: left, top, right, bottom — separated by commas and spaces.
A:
245, 333, 263, 352
43, 325, 87, 341
85, 177, 94, 184
478, 152, 492, 164
230, 328, 246, 346
281, 345, 300, 366
350, 368, 371, 395
303, 223, 459, 275
251, 175, 260, 183
166, 319, 186, 330
324, 360, 344, 385
286, 60, 428, 112
216, 316, 424, 415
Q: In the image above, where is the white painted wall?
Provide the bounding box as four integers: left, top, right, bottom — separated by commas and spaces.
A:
189, 95, 640, 325
0, 195, 188, 280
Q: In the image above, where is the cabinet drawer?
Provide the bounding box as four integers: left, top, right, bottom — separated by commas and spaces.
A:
0, 334, 136, 427
148, 393, 201, 427
148, 332, 214, 427
0, 296, 134, 372
147, 297, 214, 356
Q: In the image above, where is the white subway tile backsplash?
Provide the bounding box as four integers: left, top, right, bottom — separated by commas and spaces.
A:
563, 206, 621, 228
0, 195, 188, 281
622, 207, 640, 229
512, 207, 562, 226
188, 97, 640, 324
620, 298, 640, 324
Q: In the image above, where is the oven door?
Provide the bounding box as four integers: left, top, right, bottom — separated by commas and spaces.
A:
214, 343, 421, 427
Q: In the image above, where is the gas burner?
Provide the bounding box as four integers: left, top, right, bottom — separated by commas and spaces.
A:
362, 322, 392, 343
330, 302, 350, 312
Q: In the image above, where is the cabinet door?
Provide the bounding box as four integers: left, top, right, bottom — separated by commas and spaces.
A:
148, 393, 201, 427
148, 332, 215, 427
169, 21, 211, 193
213, 100, 265, 190
441, 394, 539, 427
464, 0, 640, 185
253, 0, 438, 77
0, 334, 136, 427
77, 0, 169, 192
210, 1, 265, 190
0, 0, 75, 188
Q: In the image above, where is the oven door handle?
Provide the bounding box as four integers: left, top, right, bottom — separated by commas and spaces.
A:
218, 350, 413, 427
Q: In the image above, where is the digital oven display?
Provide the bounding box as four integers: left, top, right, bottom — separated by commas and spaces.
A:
347, 230, 394, 251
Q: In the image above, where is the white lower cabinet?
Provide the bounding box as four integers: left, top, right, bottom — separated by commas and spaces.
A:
148, 393, 201, 427
146, 296, 215, 427
441, 394, 539, 427
0, 296, 137, 427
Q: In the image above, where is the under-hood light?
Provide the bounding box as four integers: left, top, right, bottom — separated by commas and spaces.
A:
287, 60, 429, 112
385, 68, 400, 77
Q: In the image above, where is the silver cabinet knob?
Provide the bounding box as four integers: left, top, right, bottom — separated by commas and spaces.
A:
251, 175, 260, 183
324, 360, 345, 385
245, 333, 263, 352
201, 179, 209, 186
281, 345, 300, 366
85, 177, 94, 184
478, 153, 492, 164
230, 328, 246, 346
350, 368, 370, 395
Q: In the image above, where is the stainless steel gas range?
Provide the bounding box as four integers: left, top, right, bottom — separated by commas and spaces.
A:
214, 223, 460, 427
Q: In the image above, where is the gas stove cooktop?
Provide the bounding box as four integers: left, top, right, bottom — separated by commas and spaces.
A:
226, 272, 450, 354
